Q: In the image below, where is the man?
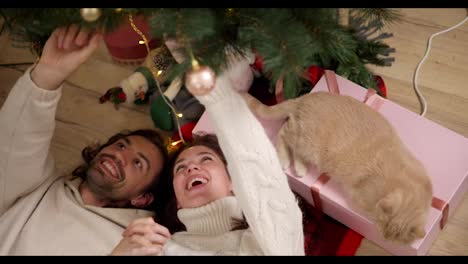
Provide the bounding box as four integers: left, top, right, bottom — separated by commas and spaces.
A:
0, 25, 170, 255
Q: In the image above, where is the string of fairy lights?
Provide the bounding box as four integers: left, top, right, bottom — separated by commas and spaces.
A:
79, 8, 218, 150
127, 13, 187, 148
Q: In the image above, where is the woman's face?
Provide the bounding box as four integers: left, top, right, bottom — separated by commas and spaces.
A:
172, 145, 232, 209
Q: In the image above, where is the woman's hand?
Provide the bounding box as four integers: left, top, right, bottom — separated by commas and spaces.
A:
31, 24, 101, 90
110, 217, 171, 256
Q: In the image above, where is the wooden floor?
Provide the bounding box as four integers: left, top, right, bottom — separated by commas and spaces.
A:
0, 9, 467, 255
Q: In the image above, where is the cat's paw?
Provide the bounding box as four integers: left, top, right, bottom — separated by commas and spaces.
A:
293, 160, 308, 178
240, 92, 256, 106
277, 153, 291, 170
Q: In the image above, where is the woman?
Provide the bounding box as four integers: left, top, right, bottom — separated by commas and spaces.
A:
111, 56, 305, 255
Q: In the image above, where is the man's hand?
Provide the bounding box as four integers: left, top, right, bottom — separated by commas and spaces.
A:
110, 234, 165, 256
31, 24, 101, 91
110, 217, 171, 256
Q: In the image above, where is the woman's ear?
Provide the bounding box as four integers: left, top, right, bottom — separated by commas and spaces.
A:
130, 193, 154, 208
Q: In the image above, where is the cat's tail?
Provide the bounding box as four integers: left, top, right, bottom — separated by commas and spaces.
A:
240, 92, 296, 121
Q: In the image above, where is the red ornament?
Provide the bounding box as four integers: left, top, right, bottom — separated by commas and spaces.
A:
117, 92, 127, 102
99, 87, 127, 108
171, 121, 197, 142
99, 91, 111, 103
306, 65, 325, 86
252, 54, 264, 72
374, 75, 387, 98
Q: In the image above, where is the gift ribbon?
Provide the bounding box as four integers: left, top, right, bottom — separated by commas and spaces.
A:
310, 173, 331, 212
363, 88, 377, 102
275, 76, 285, 103
308, 70, 340, 211
364, 90, 386, 111
432, 197, 449, 229
324, 70, 340, 94
325, 70, 386, 110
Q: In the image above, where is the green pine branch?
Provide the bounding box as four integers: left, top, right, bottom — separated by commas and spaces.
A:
0, 8, 402, 98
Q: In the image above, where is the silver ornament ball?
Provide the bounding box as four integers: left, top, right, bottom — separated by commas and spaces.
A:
80, 8, 102, 22
185, 66, 216, 96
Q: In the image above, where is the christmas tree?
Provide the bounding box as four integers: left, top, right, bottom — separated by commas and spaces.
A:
0, 8, 401, 99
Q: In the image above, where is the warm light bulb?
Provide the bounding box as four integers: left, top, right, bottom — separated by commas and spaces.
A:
139, 40, 146, 45
171, 140, 183, 146
177, 113, 183, 118
191, 58, 200, 69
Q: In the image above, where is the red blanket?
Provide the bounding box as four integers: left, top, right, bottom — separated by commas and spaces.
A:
297, 195, 363, 256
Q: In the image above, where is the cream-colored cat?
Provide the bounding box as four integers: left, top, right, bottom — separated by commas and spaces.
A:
241, 91, 433, 244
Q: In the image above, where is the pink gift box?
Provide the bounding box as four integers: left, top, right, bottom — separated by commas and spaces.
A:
192, 72, 468, 255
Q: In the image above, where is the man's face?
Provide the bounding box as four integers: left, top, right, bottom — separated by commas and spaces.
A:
86, 135, 164, 206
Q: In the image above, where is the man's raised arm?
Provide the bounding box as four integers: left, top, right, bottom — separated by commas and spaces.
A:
0, 25, 101, 214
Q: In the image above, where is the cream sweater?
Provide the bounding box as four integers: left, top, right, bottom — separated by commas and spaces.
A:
0, 68, 153, 255
162, 76, 304, 255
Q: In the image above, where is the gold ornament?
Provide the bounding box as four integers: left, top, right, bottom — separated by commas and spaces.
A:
185, 63, 216, 96
80, 8, 102, 22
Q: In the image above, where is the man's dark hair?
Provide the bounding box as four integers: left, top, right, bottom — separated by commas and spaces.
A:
72, 129, 169, 211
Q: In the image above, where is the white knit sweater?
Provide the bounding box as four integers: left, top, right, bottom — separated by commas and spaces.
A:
162, 76, 304, 255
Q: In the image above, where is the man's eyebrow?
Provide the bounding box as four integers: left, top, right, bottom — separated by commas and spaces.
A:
124, 137, 150, 172
138, 152, 151, 172
123, 137, 131, 145
197, 151, 214, 156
